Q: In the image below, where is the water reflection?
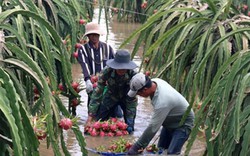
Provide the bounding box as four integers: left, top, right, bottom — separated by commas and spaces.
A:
92, 6, 142, 51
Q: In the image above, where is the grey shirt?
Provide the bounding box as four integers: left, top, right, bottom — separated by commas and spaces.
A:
136, 78, 195, 148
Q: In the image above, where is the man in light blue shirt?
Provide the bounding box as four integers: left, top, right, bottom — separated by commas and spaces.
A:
127, 73, 195, 155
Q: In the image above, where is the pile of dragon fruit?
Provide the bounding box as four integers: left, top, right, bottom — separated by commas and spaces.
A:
84, 118, 129, 137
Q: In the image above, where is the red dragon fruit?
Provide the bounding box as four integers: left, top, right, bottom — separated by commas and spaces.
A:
101, 121, 109, 131
110, 117, 118, 123
109, 124, 117, 132
107, 132, 114, 137
59, 118, 73, 130
90, 128, 99, 136
92, 121, 101, 130
116, 121, 128, 130
99, 130, 105, 137
115, 130, 123, 136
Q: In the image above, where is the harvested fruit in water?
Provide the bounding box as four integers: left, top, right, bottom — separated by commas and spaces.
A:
84, 118, 129, 137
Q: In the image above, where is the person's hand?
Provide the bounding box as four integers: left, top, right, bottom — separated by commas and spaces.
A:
126, 118, 134, 134
127, 143, 143, 155
84, 115, 95, 134
85, 79, 93, 93
127, 126, 133, 134
85, 115, 94, 126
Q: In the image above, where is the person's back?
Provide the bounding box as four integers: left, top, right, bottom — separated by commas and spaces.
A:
151, 78, 194, 129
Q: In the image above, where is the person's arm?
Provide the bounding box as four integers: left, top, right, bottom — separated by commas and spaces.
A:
77, 45, 91, 81
128, 107, 170, 155
88, 69, 107, 116
108, 45, 115, 59
124, 70, 138, 133
86, 71, 106, 125
125, 96, 137, 133
78, 45, 95, 93
137, 107, 169, 148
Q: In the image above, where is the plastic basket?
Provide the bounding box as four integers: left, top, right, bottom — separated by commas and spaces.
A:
145, 149, 164, 155
99, 152, 127, 156
87, 147, 164, 155
87, 147, 127, 156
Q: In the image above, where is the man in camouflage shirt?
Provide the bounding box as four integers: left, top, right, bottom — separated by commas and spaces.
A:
86, 49, 138, 133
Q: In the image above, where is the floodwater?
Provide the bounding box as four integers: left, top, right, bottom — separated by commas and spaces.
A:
39, 6, 206, 156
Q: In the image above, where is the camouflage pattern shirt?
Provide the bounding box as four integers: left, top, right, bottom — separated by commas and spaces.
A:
89, 67, 138, 119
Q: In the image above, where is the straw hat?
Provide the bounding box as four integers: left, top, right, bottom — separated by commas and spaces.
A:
106, 49, 137, 70
84, 22, 103, 36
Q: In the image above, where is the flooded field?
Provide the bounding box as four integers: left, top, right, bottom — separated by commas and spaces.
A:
39, 6, 206, 156
39, 64, 205, 156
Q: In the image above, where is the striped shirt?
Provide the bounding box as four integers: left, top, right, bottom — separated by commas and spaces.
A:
77, 41, 114, 81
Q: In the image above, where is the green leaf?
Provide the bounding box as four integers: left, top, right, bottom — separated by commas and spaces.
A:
1, 58, 42, 86
0, 69, 23, 156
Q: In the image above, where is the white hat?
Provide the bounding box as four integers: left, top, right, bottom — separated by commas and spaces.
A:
84, 22, 103, 36
127, 73, 147, 97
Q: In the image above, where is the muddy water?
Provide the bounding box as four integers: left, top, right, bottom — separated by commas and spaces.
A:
39, 7, 206, 156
